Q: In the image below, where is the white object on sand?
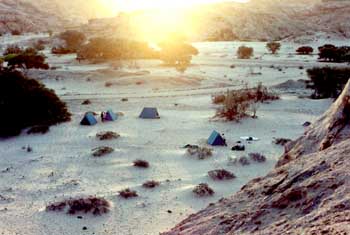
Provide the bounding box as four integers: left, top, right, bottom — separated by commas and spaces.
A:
240, 136, 260, 141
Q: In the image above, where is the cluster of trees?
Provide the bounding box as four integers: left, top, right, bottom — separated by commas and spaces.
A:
1, 45, 49, 71
306, 67, 350, 99
0, 69, 71, 137
318, 44, 350, 63
52, 30, 86, 54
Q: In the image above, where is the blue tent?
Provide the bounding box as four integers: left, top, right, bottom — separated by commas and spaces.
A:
80, 112, 98, 126
104, 110, 118, 121
208, 131, 226, 146
139, 107, 160, 119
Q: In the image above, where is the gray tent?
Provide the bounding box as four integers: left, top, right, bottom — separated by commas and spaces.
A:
139, 107, 160, 119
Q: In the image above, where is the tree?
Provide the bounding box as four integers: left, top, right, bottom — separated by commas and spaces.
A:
0, 69, 71, 137
58, 30, 86, 52
237, 46, 254, 59
318, 45, 350, 62
296, 46, 314, 55
266, 42, 281, 54
4, 47, 49, 71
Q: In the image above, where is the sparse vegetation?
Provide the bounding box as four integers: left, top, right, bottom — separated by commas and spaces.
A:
46, 196, 110, 215
213, 83, 279, 121
193, 183, 214, 197
318, 44, 350, 63
296, 46, 314, 55
92, 146, 114, 157
237, 46, 254, 59
133, 159, 150, 168
0, 70, 70, 137
118, 188, 138, 199
208, 169, 235, 180
306, 67, 350, 99
249, 153, 266, 163
266, 42, 281, 54
186, 146, 213, 159
96, 131, 120, 141
142, 180, 160, 189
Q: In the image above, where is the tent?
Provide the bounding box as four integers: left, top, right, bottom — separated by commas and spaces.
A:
139, 107, 160, 119
80, 112, 98, 126
208, 131, 226, 146
104, 109, 118, 121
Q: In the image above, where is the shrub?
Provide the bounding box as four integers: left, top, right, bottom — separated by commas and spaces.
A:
4, 47, 49, 70
0, 70, 70, 137
237, 46, 253, 59
46, 196, 110, 215
51, 47, 75, 55
92, 146, 114, 157
239, 156, 250, 166
186, 146, 213, 160
11, 30, 21, 36
118, 189, 138, 199
133, 159, 150, 168
81, 99, 91, 105
3, 45, 22, 55
193, 183, 214, 197
214, 83, 279, 121
296, 46, 313, 55
306, 67, 350, 99
249, 153, 266, 163
96, 131, 120, 141
208, 169, 235, 180
266, 42, 281, 54
27, 125, 50, 135
142, 180, 160, 188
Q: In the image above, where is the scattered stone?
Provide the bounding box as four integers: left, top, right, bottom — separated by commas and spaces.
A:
121, 98, 128, 102
208, 169, 236, 180
92, 146, 114, 157
142, 180, 160, 189
193, 183, 215, 197
167, 210, 172, 214
303, 121, 311, 127
82, 226, 87, 230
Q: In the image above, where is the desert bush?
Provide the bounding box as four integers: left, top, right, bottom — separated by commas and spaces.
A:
306, 67, 350, 99
81, 99, 91, 105
237, 46, 253, 59
296, 46, 313, 55
186, 146, 213, 159
273, 138, 292, 146
27, 125, 50, 135
3, 45, 23, 55
96, 131, 120, 141
59, 30, 86, 52
92, 146, 114, 157
46, 196, 110, 215
214, 83, 279, 121
118, 188, 138, 199
318, 44, 350, 63
77, 38, 157, 61
121, 98, 128, 102
239, 156, 250, 166
105, 82, 113, 87
142, 180, 160, 188
11, 30, 21, 36
0, 70, 70, 137
193, 183, 214, 197
266, 42, 281, 54
51, 47, 75, 55
133, 159, 150, 168
249, 153, 266, 163
208, 169, 235, 180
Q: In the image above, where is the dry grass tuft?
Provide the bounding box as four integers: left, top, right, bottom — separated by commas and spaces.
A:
142, 180, 160, 189
118, 189, 138, 199
96, 131, 120, 141
92, 146, 114, 157
187, 146, 213, 160
193, 183, 215, 197
133, 159, 150, 168
208, 169, 236, 180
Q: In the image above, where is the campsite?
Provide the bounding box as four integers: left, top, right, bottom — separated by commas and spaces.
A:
0, 32, 340, 234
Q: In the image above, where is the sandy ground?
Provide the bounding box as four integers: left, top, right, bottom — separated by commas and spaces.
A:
0, 35, 340, 235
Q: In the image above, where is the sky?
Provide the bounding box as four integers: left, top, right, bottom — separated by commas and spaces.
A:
100, 0, 249, 12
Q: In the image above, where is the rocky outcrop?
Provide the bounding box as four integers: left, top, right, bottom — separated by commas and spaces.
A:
162, 82, 350, 234
0, 0, 62, 34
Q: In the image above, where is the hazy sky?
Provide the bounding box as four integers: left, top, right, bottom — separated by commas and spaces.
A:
100, 0, 249, 12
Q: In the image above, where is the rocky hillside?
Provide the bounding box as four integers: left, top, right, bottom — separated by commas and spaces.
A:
162, 81, 350, 234
0, 0, 62, 34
